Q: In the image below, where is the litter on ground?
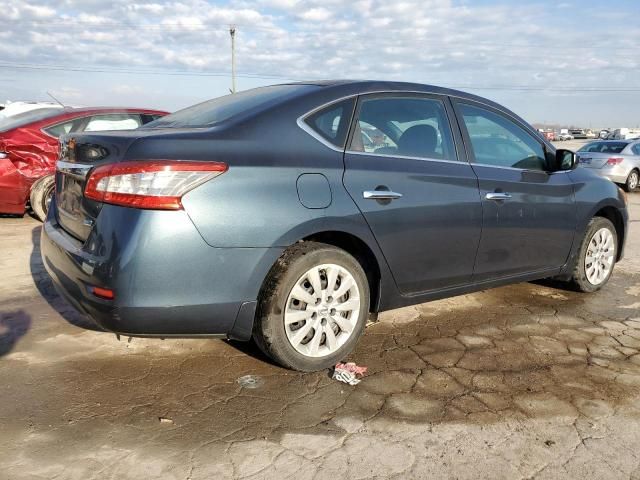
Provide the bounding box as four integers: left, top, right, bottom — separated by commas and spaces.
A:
332, 362, 367, 385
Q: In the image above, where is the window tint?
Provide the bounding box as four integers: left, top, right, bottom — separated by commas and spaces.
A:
633, 144, 640, 155
349, 96, 456, 161
43, 120, 76, 137
578, 141, 628, 154
459, 104, 547, 171
84, 114, 142, 132
304, 98, 355, 148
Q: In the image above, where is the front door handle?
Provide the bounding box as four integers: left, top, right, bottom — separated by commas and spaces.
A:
485, 192, 512, 201
363, 190, 403, 200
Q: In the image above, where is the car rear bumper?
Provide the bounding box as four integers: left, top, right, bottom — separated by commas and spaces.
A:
41, 200, 284, 340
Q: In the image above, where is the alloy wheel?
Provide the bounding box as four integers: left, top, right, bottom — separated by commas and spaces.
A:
629, 172, 639, 190
584, 227, 615, 286
284, 263, 361, 358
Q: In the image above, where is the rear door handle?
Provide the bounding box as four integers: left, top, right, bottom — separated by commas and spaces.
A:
363, 190, 403, 200
485, 192, 512, 201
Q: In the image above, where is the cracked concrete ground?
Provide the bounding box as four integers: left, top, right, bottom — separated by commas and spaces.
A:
0, 193, 639, 480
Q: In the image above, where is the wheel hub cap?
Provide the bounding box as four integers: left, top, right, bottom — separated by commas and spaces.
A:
284, 263, 361, 358
585, 227, 615, 286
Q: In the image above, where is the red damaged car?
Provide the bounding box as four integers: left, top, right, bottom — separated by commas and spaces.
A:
0, 107, 167, 220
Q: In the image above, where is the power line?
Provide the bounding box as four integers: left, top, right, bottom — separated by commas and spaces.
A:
0, 62, 639, 92
6, 19, 638, 52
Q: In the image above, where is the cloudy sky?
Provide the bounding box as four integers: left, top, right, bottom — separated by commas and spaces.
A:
1, 0, 638, 126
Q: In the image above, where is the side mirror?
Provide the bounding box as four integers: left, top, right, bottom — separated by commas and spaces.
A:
554, 149, 577, 171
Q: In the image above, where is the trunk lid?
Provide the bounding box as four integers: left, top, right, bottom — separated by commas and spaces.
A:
55, 131, 145, 241
576, 152, 617, 169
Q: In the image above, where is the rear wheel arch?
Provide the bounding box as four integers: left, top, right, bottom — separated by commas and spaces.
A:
300, 231, 381, 313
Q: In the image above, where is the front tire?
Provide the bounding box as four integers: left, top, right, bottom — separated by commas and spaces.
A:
30, 175, 55, 222
624, 170, 639, 192
253, 242, 370, 372
569, 217, 617, 292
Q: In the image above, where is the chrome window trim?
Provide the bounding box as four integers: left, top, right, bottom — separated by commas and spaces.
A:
56, 160, 93, 179
296, 89, 557, 164
296, 94, 359, 153
345, 150, 464, 166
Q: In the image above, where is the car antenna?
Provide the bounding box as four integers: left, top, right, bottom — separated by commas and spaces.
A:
46, 91, 66, 109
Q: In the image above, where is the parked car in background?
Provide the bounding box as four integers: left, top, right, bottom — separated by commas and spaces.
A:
557, 132, 574, 141
570, 129, 587, 139
0, 101, 64, 119
611, 128, 640, 140
577, 139, 640, 191
42, 80, 628, 372
0, 107, 167, 220
599, 130, 610, 139
542, 131, 555, 141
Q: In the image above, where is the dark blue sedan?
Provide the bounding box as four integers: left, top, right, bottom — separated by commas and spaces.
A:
41, 80, 628, 371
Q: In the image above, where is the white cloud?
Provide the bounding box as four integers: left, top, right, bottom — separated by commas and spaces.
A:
0, 0, 638, 124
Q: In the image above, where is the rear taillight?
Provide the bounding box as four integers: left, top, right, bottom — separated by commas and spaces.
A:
606, 157, 624, 166
84, 160, 227, 210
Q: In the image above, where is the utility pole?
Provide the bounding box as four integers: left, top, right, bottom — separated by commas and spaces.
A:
229, 25, 236, 94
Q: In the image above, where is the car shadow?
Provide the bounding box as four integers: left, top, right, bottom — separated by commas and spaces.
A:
0, 310, 31, 357
29, 226, 103, 332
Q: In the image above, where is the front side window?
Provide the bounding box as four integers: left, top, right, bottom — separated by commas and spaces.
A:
459, 103, 547, 171
349, 96, 456, 161
84, 114, 142, 132
304, 98, 355, 148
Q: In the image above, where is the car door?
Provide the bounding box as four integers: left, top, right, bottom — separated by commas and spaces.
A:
343, 93, 482, 295
453, 100, 576, 281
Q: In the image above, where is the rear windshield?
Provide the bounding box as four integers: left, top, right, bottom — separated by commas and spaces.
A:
144, 84, 317, 129
0, 108, 63, 133
578, 141, 628, 154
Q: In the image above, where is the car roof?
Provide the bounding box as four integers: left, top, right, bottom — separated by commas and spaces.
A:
288, 79, 492, 100
59, 106, 168, 115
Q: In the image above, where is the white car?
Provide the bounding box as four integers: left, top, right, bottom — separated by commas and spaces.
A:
0, 101, 64, 119
557, 133, 574, 141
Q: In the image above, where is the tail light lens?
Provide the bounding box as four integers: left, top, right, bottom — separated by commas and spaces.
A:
606, 157, 624, 166
85, 160, 227, 210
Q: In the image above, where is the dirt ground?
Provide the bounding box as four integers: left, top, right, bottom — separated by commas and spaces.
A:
1, 189, 639, 479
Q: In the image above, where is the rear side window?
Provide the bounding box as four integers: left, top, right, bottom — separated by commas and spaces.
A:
348, 96, 456, 161
304, 98, 355, 148
633, 144, 640, 155
578, 141, 627, 154
459, 103, 547, 171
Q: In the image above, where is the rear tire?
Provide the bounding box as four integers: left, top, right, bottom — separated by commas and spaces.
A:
30, 175, 55, 222
568, 217, 617, 293
253, 242, 370, 372
624, 170, 639, 192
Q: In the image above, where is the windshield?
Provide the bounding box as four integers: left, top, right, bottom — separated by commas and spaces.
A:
578, 141, 628, 154
144, 84, 316, 129
0, 108, 63, 133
